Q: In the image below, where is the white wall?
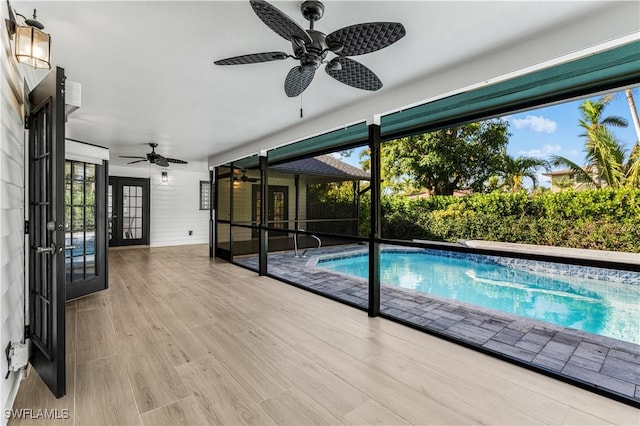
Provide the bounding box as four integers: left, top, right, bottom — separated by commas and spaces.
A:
0, 11, 26, 423
109, 166, 210, 247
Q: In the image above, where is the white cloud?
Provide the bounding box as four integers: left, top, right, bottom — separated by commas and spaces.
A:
510, 115, 558, 133
537, 171, 551, 188
519, 144, 562, 158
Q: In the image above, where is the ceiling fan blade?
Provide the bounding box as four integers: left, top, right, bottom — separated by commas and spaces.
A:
214, 51, 289, 65
166, 158, 188, 164
120, 156, 146, 159
250, 0, 312, 45
127, 159, 147, 164
325, 57, 382, 91
284, 66, 315, 97
326, 22, 406, 56
155, 156, 170, 167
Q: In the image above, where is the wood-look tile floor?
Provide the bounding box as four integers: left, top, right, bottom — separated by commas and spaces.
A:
11, 245, 640, 425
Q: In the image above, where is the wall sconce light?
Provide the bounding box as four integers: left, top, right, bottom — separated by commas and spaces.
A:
161, 171, 168, 183
5, 2, 51, 69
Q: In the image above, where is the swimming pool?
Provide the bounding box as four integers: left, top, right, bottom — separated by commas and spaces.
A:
317, 250, 640, 344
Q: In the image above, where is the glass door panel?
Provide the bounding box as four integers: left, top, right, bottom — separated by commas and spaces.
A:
64, 159, 108, 300
65, 161, 96, 282
108, 177, 150, 246
107, 184, 113, 245
122, 185, 144, 240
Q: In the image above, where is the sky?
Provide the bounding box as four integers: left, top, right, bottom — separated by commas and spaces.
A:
337, 86, 640, 189
502, 87, 640, 187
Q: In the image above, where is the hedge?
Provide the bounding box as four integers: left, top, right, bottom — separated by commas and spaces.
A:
380, 188, 640, 253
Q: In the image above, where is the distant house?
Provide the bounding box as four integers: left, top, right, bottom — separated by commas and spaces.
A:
217, 155, 370, 254
543, 166, 604, 192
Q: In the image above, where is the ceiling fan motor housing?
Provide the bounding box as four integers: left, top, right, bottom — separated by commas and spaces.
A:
293, 30, 328, 70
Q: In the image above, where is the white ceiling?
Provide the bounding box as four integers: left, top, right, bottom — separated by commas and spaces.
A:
14, 1, 640, 170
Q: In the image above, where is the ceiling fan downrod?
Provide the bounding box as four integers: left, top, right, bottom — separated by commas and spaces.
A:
301, 0, 324, 29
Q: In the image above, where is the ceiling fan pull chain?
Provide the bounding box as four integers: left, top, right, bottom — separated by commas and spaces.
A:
300, 94, 304, 118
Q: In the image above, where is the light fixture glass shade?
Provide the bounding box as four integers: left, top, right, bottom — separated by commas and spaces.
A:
15, 25, 51, 69
161, 171, 168, 183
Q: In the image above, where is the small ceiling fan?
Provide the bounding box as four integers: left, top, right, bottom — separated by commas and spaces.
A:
119, 143, 188, 167
234, 170, 259, 183
214, 0, 406, 97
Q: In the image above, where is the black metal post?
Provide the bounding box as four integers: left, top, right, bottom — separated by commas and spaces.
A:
368, 123, 381, 317
259, 155, 268, 276
356, 180, 361, 237
229, 163, 235, 259
209, 169, 215, 258
294, 174, 300, 230
352, 180, 358, 236
294, 174, 300, 249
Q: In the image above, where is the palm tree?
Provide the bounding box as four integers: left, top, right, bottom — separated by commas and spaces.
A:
625, 89, 640, 143
498, 155, 549, 192
554, 175, 574, 192
399, 176, 422, 196
552, 96, 630, 188
624, 89, 640, 188
626, 142, 640, 187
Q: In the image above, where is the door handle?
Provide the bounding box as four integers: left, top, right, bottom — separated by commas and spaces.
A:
36, 245, 55, 254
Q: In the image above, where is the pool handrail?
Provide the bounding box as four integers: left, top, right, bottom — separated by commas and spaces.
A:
293, 229, 322, 257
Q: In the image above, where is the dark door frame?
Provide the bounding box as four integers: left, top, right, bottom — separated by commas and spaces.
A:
108, 176, 150, 247
27, 66, 66, 398
252, 184, 288, 238
65, 159, 109, 300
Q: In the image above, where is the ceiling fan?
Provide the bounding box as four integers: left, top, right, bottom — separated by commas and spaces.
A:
214, 0, 406, 97
119, 143, 188, 167
234, 170, 259, 183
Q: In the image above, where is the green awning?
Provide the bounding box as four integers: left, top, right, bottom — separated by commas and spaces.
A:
381, 41, 640, 139
232, 155, 260, 170
251, 41, 640, 165
267, 122, 369, 164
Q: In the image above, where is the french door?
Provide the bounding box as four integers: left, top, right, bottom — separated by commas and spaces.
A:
64, 159, 108, 300
27, 67, 66, 398
108, 177, 150, 246
252, 185, 289, 237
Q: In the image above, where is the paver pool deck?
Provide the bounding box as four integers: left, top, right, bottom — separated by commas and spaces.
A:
235, 244, 640, 404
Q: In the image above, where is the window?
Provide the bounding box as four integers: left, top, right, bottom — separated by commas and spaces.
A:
200, 180, 213, 210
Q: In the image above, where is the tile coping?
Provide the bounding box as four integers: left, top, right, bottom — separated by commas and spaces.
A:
309, 245, 640, 285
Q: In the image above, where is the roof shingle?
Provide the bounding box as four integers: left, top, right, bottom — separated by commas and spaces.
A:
272, 154, 370, 180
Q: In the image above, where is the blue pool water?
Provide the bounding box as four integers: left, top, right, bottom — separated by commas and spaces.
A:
318, 251, 640, 344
